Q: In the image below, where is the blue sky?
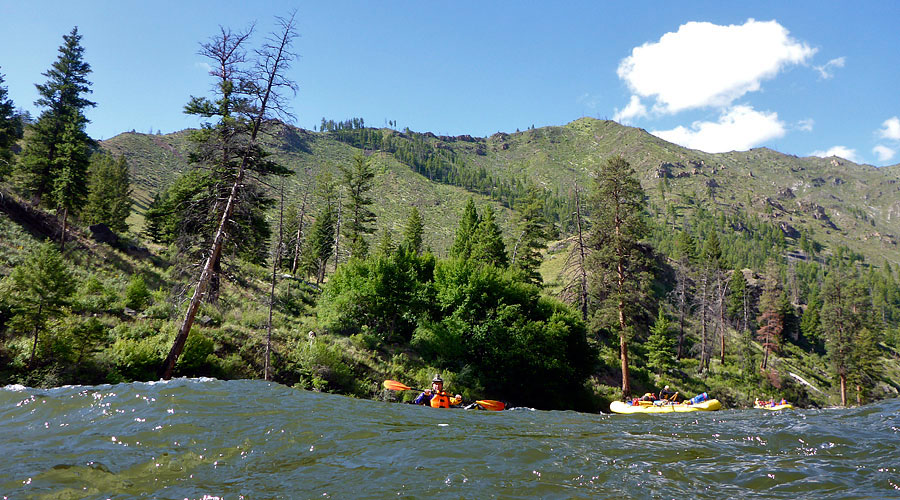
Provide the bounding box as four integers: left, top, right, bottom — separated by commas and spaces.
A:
2, 1, 898, 166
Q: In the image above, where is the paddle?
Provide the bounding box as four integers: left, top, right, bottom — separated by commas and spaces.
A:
382, 380, 506, 411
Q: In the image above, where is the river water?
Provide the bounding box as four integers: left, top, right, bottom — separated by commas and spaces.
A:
2, 378, 898, 499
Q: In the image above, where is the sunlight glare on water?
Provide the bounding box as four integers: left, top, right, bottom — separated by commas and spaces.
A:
1, 379, 899, 499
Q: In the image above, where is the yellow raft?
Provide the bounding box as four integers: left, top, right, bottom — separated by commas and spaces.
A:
610, 399, 722, 414
754, 403, 794, 411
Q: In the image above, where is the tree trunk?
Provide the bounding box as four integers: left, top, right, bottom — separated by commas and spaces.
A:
160, 165, 245, 380
573, 183, 588, 321
290, 179, 311, 275
59, 206, 68, 251
265, 181, 285, 381
333, 190, 342, 270
698, 272, 709, 373
619, 297, 630, 397
717, 272, 729, 365
839, 374, 847, 406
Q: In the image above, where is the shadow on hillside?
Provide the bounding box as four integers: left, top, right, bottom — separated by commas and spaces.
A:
278, 125, 312, 154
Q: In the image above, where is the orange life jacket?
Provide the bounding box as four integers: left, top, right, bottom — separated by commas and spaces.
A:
430, 390, 451, 408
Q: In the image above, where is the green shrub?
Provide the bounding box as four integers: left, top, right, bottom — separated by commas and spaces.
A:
111, 334, 166, 381
175, 331, 216, 376
286, 336, 356, 394
350, 329, 379, 351
124, 275, 151, 311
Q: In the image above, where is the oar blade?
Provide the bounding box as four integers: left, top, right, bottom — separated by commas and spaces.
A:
475, 400, 505, 411
383, 380, 413, 391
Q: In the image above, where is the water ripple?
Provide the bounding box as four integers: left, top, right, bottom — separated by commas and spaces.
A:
2, 380, 899, 499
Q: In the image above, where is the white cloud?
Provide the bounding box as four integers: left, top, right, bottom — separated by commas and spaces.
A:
613, 95, 647, 124
651, 105, 786, 153
797, 118, 814, 132
879, 117, 900, 140
194, 62, 213, 74
617, 19, 816, 114
814, 56, 845, 79
873, 145, 896, 163
811, 146, 860, 163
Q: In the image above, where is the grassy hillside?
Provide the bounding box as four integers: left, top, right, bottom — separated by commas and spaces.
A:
101, 117, 900, 266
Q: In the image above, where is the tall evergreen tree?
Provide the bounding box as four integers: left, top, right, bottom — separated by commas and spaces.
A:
671, 229, 696, 359
450, 197, 479, 259
301, 174, 338, 285
728, 268, 750, 333
0, 69, 24, 180
470, 205, 508, 268
849, 327, 882, 405
756, 263, 783, 370
401, 206, 424, 255
303, 204, 336, 285
340, 153, 377, 259
82, 153, 132, 232
587, 155, 653, 397
800, 299, 822, 344
18, 27, 95, 207
821, 270, 868, 406
646, 306, 676, 376
511, 187, 550, 285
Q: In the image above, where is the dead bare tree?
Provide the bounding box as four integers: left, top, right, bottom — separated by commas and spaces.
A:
265, 179, 286, 380
558, 181, 590, 321
290, 173, 314, 275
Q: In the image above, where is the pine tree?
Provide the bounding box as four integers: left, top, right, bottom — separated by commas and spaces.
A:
375, 229, 395, 257
82, 153, 132, 232
5, 242, 76, 368
800, 299, 821, 344
728, 268, 750, 333
470, 205, 508, 268
0, 69, 24, 179
587, 155, 653, 397
401, 207, 424, 255
340, 153, 377, 259
450, 198, 479, 259
18, 27, 95, 207
511, 186, 550, 285
821, 270, 868, 406
671, 229, 695, 359
646, 306, 676, 376
849, 327, 882, 405
756, 264, 783, 370
303, 205, 336, 285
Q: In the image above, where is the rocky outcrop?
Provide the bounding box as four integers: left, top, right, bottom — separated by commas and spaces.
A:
777, 187, 795, 200
779, 222, 800, 238
797, 200, 837, 229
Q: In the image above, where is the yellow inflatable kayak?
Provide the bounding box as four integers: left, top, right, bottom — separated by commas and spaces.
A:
754, 403, 794, 410
610, 399, 722, 414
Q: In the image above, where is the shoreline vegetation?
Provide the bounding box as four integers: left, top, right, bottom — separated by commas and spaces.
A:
2, 23, 899, 413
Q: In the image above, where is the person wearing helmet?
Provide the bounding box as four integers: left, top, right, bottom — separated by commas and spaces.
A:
414, 374, 462, 408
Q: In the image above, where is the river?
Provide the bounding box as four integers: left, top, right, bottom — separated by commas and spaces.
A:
2, 378, 898, 499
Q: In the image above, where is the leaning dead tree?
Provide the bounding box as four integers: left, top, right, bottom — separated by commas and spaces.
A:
160, 13, 299, 380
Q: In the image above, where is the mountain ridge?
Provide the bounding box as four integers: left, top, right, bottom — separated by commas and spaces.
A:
99, 117, 900, 266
